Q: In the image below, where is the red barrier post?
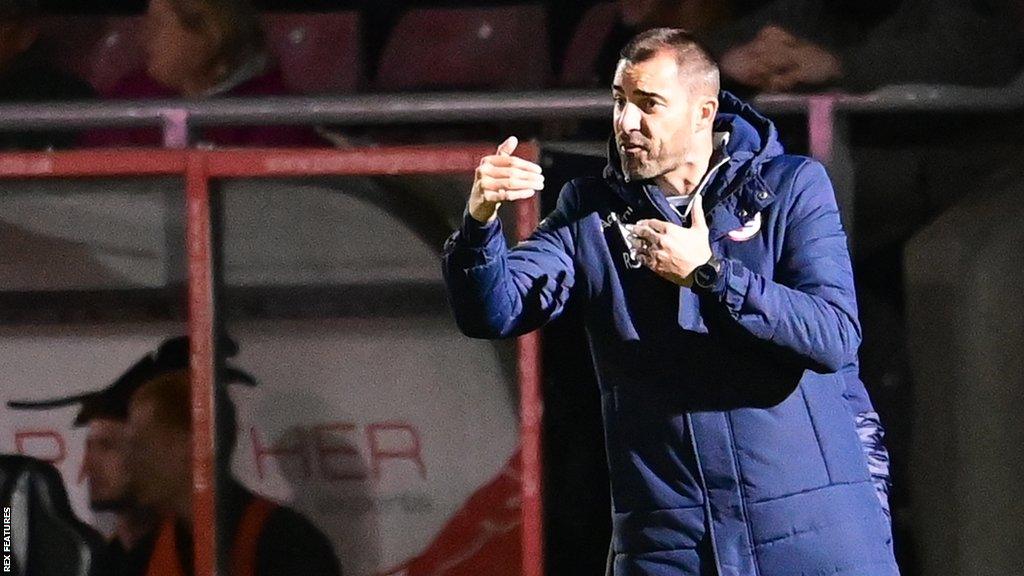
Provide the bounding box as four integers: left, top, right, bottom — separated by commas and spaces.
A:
515, 193, 544, 576
185, 151, 219, 576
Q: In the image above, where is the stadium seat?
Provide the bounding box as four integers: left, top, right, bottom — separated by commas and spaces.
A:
85, 16, 148, 96
375, 5, 551, 91
38, 16, 145, 95
0, 455, 103, 576
558, 2, 618, 87
261, 12, 362, 94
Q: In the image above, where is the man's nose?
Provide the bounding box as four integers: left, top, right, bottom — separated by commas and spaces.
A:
616, 102, 642, 135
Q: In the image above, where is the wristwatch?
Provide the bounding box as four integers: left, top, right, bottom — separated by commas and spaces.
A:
693, 256, 724, 290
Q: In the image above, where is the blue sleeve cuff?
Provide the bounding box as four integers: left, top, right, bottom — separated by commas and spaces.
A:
694, 257, 733, 298
442, 208, 506, 269
459, 208, 502, 245
710, 258, 774, 341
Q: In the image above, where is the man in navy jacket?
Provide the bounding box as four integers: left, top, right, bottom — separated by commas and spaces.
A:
442, 28, 899, 576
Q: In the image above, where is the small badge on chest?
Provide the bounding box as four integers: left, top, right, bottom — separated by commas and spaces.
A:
727, 212, 762, 242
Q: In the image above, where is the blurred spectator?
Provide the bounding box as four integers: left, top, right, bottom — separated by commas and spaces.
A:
84, 422, 158, 574
6, 337, 235, 575
597, 1, 1022, 93
7, 349, 163, 573
0, 0, 94, 150
124, 355, 341, 576
85, 0, 323, 148
714, 0, 1023, 92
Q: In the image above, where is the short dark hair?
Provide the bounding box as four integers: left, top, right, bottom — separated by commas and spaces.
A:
132, 369, 239, 470
619, 28, 720, 95
164, 0, 265, 73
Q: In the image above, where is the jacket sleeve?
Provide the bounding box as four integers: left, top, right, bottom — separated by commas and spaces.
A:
704, 160, 861, 373
441, 182, 578, 339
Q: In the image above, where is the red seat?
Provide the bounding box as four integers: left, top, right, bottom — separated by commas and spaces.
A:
559, 2, 619, 87
375, 5, 551, 92
261, 12, 362, 94
86, 17, 148, 96
38, 16, 146, 95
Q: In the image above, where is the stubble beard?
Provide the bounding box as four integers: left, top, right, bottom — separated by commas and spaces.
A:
90, 495, 133, 512
621, 151, 673, 183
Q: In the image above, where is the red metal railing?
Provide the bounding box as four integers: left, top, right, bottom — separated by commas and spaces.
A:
0, 143, 544, 576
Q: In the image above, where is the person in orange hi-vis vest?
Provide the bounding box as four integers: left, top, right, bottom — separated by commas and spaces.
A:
123, 358, 341, 576
8, 335, 263, 576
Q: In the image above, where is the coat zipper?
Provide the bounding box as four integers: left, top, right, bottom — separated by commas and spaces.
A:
681, 153, 732, 220
640, 152, 733, 224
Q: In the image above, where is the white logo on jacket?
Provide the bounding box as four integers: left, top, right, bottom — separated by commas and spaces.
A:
727, 212, 762, 241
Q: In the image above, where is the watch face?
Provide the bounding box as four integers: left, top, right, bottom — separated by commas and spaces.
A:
695, 264, 717, 288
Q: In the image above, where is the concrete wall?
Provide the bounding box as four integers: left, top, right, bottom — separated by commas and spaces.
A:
904, 169, 1024, 576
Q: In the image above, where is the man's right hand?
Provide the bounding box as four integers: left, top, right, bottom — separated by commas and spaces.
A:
468, 136, 545, 223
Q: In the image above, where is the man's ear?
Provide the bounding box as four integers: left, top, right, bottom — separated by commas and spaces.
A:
697, 96, 718, 132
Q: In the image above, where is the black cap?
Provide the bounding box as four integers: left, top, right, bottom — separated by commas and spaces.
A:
7, 335, 256, 426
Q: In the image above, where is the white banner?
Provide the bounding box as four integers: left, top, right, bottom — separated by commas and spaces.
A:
0, 318, 519, 576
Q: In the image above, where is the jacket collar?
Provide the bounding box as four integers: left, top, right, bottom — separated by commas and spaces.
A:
602, 91, 782, 239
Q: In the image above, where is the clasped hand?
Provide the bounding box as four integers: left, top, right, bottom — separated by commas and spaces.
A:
628, 193, 713, 287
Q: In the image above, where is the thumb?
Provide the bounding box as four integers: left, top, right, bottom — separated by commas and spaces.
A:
689, 192, 708, 229
497, 136, 518, 157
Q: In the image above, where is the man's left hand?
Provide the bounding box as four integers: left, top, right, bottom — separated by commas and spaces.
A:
631, 194, 713, 287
